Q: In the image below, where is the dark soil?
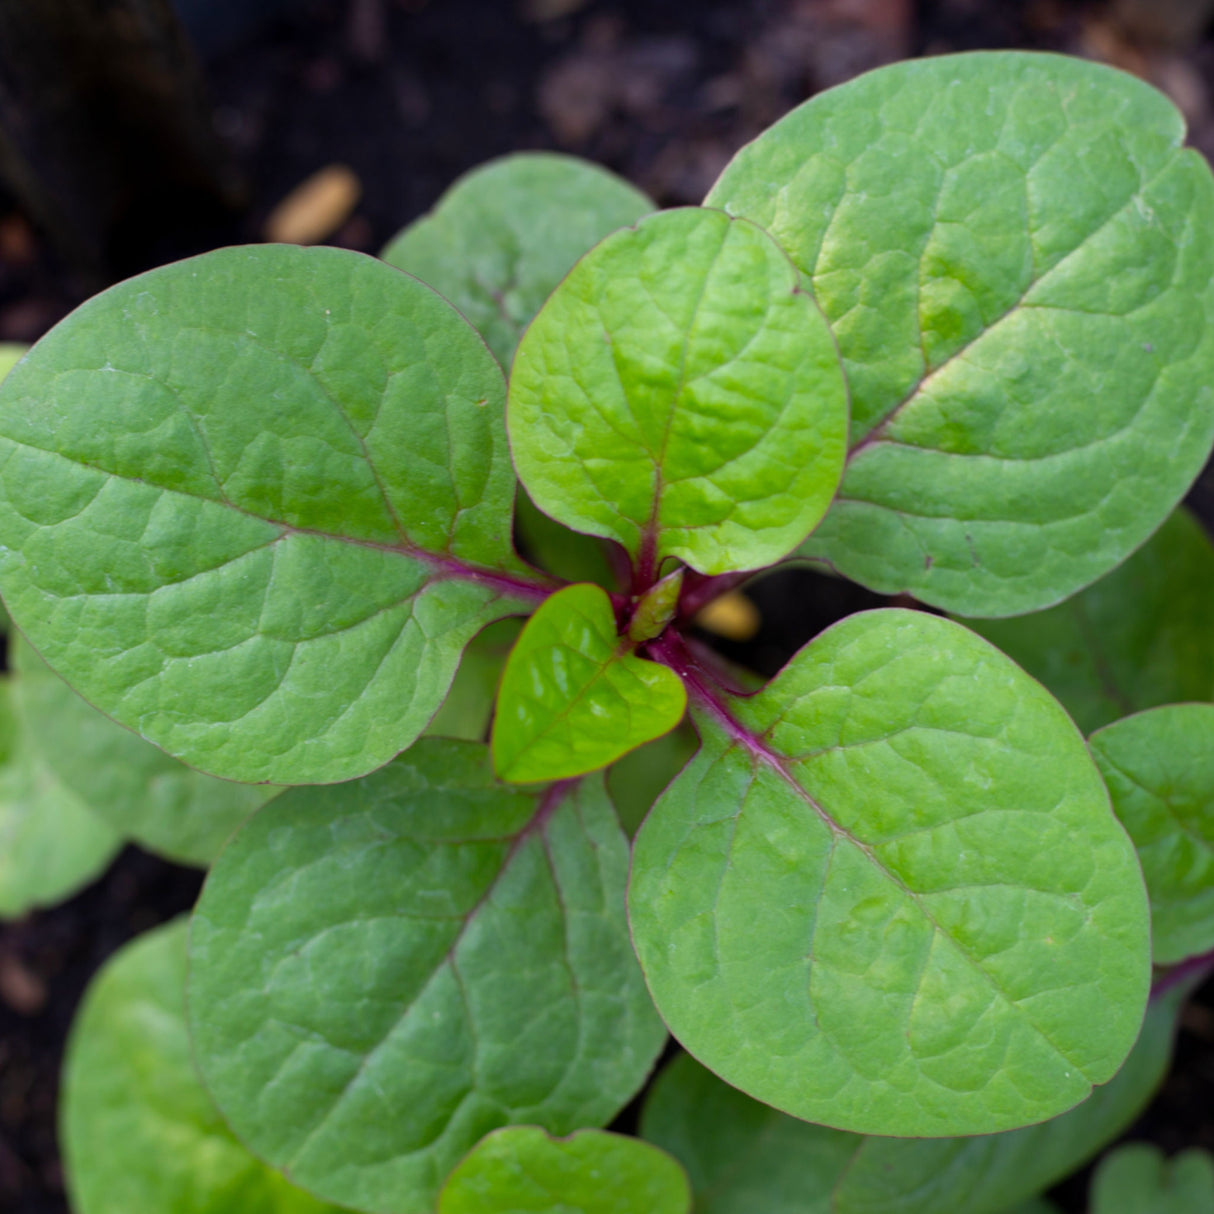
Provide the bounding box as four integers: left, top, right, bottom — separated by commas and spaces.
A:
2, 2, 1214, 1212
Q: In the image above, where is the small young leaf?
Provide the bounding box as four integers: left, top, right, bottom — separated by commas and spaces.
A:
1091, 1145, 1214, 1214
630, 609, 1150, 1136
629, 568, 684, 643
425, 618, 523, 742
962, 508, 1214, 733
508, 207, 849, 577
709, 53, 1214, 615
188, 740, 666, 1214
1090, 704, 1214, 965
438, 1128, 691, 1214
0, 245, 543, 784
640, 987, 1184, 1214
61, 920, 348, 1214
13, 635, 281, 866
492, 583, 686, 783
382, 152, 653, 368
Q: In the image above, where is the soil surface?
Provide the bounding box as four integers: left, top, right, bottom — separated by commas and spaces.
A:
2, 2, 1214, 1211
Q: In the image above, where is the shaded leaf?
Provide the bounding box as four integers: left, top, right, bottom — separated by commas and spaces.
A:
605, 720, 698, 838
0, 245, 544, 784
709, 53, 1214, 615
1091, 1144, 1214, 1213
425, 618, 522, 742
188, 739, 666, 1214
515, 488, 620, 592
438, 1127, 691, 1214
509, 207, 849, 577
492, 583, 686, 783
630, 609, 1150, 1135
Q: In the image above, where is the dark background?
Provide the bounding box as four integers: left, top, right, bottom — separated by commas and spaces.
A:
1, 2, 1214, 1211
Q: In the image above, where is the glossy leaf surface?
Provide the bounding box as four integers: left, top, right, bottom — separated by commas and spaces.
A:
61, 920, 349, 1214
382, 152, 653, 367
641, 987, 1182, 1214
438, 1128, 691, 1214
13, 635, 280, 866
492, 583, 686, 783
709, 53, 1214, 615
1091, 1145, 1214, 1214
509, 207, 849, 576
964, 508, 1214, 733
630, 609, 1150, 1135
0, 244, 539, 784
189, 740, 666, 1214
1091, 704, 1214, 964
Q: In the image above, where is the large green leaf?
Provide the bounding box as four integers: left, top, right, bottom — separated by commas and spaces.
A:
61, 920, 349, 1214
963, 508, 1214, 733
630, 609, 1150, 1136
0, 244, 545, 785
640, 986, 1184, 1214
508, 207, 849, 578
438, 1128, 691, 1214
1091, 1144, 1214, 1214
382, 152, 653, 369
13, 634, 280, 866
492, 583, 686, 783
188, 739, 666, 1214
0, 343, 25, 380
1090, 704, 1214, 965
708, 52, 1214, 616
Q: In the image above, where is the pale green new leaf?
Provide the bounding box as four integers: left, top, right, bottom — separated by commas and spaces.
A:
629, 609, 1150, 1136
1091, 1145, 1214, 1214
963, 508, 1214, 733
382, 152, 653, 368
61, 920, 350, 1214
709, 52, 1214, 616
492, 583, 686, 783
640, 986, 1183, 1214
13, 635, 280, 866
509, 207, 849, 577
0, 244, 541, 785
1090, 704, 1214, 964
188, 739, 666, 1214
438, 1128, 691, 1214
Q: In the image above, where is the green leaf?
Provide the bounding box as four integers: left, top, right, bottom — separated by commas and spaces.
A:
61, 920, 349, 1214
425, 618, 522, 742
188, 739, 666, 1214
514, 488, 621, 592
508, 207, 849, 578
438, 1128, 691, 1214
12, 634, 280, 866
1090, 704, 1214, 965
630, 609, 1150, 1136
382, 152, 653, 368
492, 583, 686, 783
606, 718, 699, 837
0, 244, 545, 784
962, 508, 1214, 733
0, 659, 119, 918
628, 568, 684, 643
708, 52, 1214, 615
0, 343, 25, 380
1091, 1145, 1214, 1214
640, 986, 1184, 1214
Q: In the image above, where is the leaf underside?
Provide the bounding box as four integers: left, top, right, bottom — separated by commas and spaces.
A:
0, 245, 535, 784
188, 739, 666, 1214
629, 609, 1150, 1136
708, 51, 1214, 616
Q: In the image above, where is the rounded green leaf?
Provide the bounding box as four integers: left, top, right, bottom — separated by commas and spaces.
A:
188, 739, 666, 1214
709, 52, 1214, 615
61, 920, 349, 1214
0, 244, 540, 785
383, 152, 653, 368
492, 583, 687, 783
1090, 704, 1214, 965
962, 508, 1214, 733
508, 207, 849, 577
1091, 1145, 1214, 1214
630, 609, 1150, 1136
12, 634, 280, 866
439, 1128, 691, 1214
641, 986, 1184, 1214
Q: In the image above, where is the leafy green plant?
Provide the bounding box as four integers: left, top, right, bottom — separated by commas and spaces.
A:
5, 48, 1214, 1214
